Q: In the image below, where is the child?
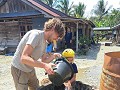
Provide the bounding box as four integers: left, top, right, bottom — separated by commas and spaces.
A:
46, 40, 57, 53
62, 49, 78, 90
46, 43, 53, 53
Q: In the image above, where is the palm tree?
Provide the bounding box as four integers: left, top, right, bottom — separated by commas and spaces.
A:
56, 0, 74, 16
73, 2, 86, 18
92, 0, 112, 20
109, 9, 120, 26
41, 0, 58, 8
90, 8, 120, 27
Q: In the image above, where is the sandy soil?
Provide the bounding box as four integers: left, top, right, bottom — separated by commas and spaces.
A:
0, 42, 120, 90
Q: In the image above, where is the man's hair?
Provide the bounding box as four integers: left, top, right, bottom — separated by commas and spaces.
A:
44, 18, 65, 38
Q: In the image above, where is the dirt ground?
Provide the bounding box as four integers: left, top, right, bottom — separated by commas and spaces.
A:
0, 42, 120, 90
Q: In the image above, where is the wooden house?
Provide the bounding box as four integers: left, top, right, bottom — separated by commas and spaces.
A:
112, 24, 120, 44
0, 0, 95, 53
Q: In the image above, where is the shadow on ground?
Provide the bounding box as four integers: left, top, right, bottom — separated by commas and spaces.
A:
75, 44, 101, 60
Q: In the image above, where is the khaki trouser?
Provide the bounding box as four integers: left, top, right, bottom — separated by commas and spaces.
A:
11, 65, 39, 90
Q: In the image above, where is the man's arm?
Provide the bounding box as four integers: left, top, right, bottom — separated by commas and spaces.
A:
20, 44, 54, 74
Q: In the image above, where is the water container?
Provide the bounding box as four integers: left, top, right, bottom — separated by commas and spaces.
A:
48, 57, 74, 86
100, 52, 120, 90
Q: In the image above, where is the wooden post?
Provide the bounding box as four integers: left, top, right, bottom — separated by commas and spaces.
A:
76, 22, 78, 52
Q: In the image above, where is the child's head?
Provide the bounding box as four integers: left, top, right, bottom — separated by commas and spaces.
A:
62, 49, 75, 63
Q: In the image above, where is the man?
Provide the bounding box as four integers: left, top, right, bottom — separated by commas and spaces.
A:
11, 18, 65, 90
65, 27, 72, 48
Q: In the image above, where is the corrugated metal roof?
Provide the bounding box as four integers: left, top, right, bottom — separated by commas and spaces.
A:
0, 0, 95, 28
27, 0, 60, 17
93, 27, 111, 31
93, 24, 120, 31
0, 11, 42, 18
111, 24, 120, 29
26, 0, 70, 17
33, 0, 70, 17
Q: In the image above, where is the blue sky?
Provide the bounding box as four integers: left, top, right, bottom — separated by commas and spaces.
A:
70, 0, 120, 18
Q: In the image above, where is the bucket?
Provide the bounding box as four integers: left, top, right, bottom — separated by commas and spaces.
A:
48, 57, 74, 86
100, 52, 120, 90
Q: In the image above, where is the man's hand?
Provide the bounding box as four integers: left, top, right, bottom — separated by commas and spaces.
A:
64, 81, 72, 90
44, 63, 55, 75
53, 53, 62, 58
41, 53, 62, 63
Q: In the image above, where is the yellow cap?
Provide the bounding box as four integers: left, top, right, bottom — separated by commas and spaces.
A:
62, 49, 75, 58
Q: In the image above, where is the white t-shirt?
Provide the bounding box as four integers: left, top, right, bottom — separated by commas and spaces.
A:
12, 30, 47, 72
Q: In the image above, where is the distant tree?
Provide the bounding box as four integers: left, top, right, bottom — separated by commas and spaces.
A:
92, 0, 112, 20
90, 8, 120, 28
100, 9, 120, 27
56, 0, 74, 16
73, 2, 86, 18
41, 0, 58, 8
110, 9, 120, 25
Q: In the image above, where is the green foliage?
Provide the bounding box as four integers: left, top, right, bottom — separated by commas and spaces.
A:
90, 8, 120, 27
73, 2, 86, 18
41, 0, 58, 7
56, 0, 74, 15
79, 36, 91, 46
77, 36, 91, 55
92, 0, 112, 20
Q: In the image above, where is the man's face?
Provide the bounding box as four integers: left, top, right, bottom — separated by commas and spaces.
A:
47, 29, 60, 43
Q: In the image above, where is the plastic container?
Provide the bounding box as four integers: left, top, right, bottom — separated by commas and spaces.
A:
100, 52, 120, 90
48, 57, 74, 86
